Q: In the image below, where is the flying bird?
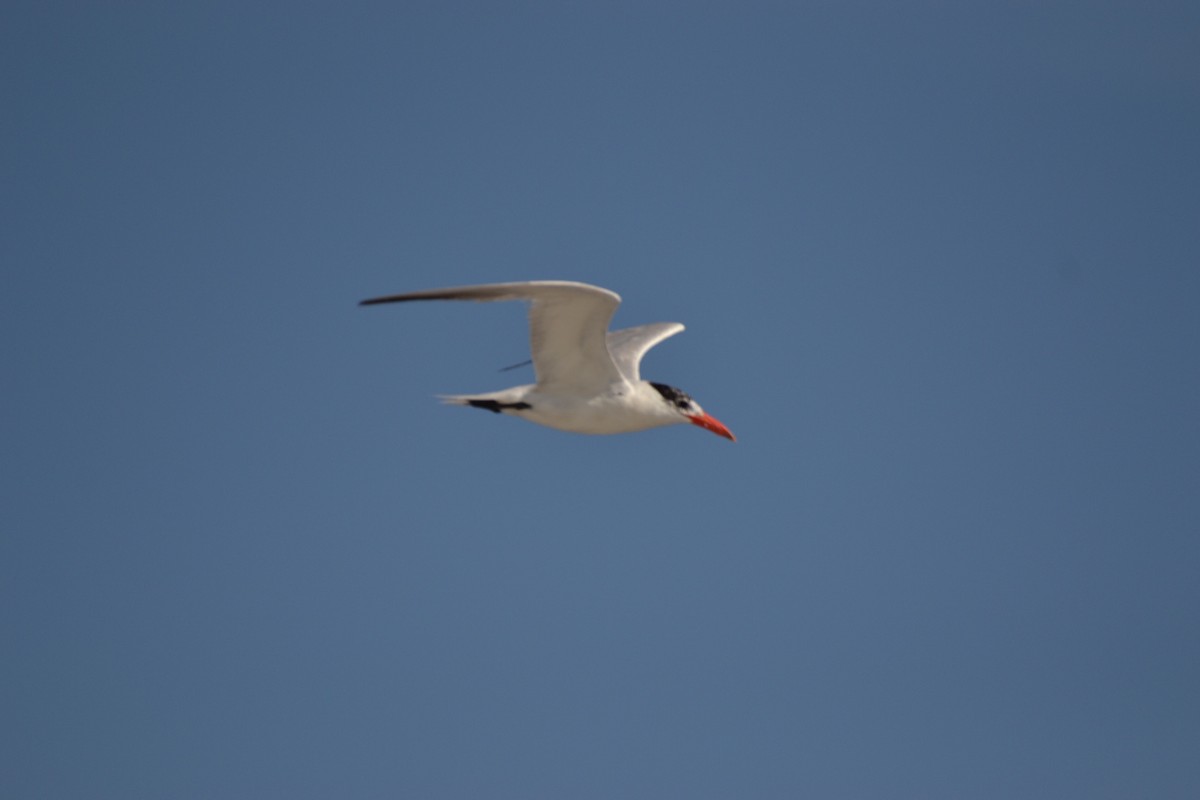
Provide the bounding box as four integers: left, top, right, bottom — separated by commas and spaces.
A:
360, 280, 735, 441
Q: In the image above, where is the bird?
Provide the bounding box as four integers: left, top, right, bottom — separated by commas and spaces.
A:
360, 280, 735, 441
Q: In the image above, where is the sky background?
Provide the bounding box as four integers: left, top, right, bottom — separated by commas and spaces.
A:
3, 2, 1199, 798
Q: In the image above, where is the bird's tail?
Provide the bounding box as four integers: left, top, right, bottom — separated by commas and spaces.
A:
436, 394, 472, 407
437, 392, 532, 415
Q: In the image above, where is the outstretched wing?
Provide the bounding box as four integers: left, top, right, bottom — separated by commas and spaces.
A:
605, 323, 685, 382
361, 280, 625, 394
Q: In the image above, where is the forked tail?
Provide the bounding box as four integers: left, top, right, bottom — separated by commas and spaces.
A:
437, 394, 532, 415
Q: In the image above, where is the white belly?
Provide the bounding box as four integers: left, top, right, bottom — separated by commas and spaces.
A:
520, 391, 679, 435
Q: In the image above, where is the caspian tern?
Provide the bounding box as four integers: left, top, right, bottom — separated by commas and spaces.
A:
360, 280, 735, 441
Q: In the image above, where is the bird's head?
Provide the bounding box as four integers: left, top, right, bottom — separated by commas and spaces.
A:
649, 382, 736, 441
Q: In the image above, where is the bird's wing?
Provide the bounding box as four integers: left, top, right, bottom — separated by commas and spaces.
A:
605, 323, 685, 382
360, 281, 624, 394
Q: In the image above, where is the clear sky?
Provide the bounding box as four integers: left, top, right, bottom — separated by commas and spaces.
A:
3, 2, 1198, 798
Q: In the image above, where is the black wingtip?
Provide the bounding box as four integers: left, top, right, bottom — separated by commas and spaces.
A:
360, 294, 430, 307
466, 400, 532, 414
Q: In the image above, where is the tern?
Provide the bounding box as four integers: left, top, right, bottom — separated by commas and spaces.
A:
360, 280, 735, 441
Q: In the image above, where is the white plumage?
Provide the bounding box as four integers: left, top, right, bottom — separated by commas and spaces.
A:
361, 280, 734, 440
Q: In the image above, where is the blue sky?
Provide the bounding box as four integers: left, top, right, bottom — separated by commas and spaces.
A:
3, 2, 1198, 797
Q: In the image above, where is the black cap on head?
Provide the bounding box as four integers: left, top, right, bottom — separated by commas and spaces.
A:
649, 382, 694, 410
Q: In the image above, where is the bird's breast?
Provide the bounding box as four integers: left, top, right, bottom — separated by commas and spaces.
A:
519, 390, 678, 435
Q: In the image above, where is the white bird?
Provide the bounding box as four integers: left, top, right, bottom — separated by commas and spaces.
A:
361, 280, 735, 441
